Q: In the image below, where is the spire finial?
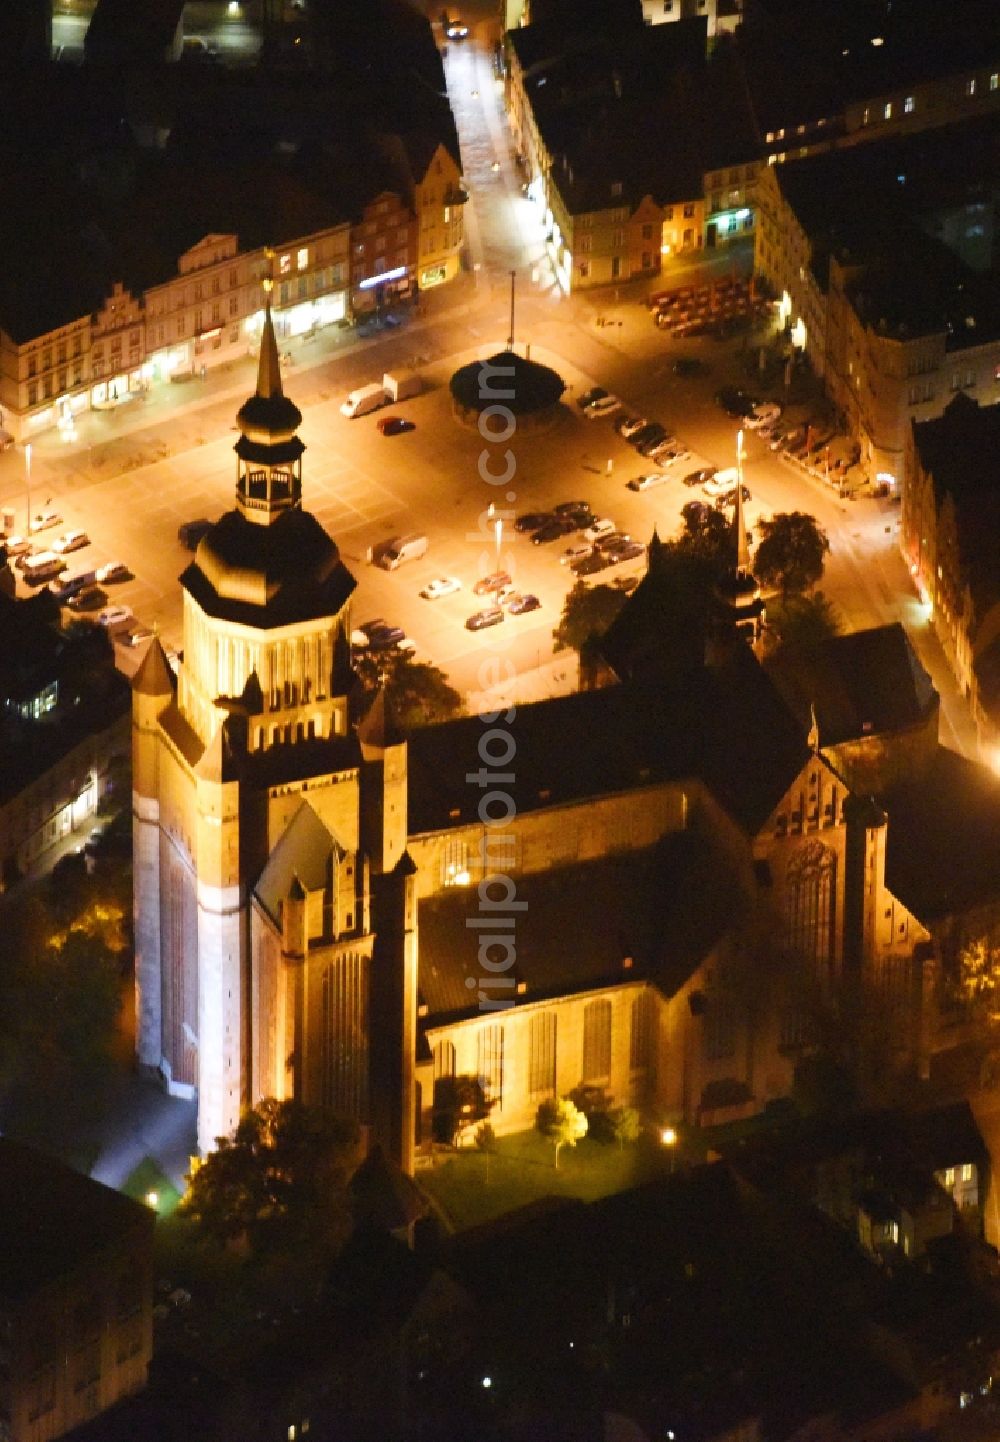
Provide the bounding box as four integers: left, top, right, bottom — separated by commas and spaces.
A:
255, 258, 283, 402
807, 702, 820, 752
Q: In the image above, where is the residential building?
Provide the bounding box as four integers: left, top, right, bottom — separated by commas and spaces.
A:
410, 140, 466, 292
90, 282, 145, 410
0, 311, 91, 443
903, 394, 1000, 764
755, 115, 1000, 484
0, 593, 129, 887
349, 189, 419, 316
0, 1138, 154, 1442
640, 0, 742, 36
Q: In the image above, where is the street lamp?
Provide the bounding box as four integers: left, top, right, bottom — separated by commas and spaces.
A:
24, 442, 31, 535
660, 1126, 678, 1174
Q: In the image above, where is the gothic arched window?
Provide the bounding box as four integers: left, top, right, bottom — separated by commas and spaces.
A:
432, 1040, 456, 1080
582, 998, 613, 1083
785, 841, 837, 986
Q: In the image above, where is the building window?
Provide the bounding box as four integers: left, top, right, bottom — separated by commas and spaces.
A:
28, 382, 38, 406
579, 235, 592, 252
967, 77, 977, 96
785, 842, 837, 987
442, 839, 469, 887
432, 1040, 455, 1079
962, 1163, 974, 1183
641, 223, 653, 240
611, 229, 624, 247
863, 106, 870, 125
477, 1023, 504, 1108
610, 181, 623, 198
683, 203, 695, 218
663, 206, 673, 220
904, 95, 915, 113
629, 991, 653, 1071
279, 253, 292, 274
611, 256, 622, 279
297, 247, 308, 270
529, 1011, 556, 1097
579, 261, 590, 278
991, 73, 999, 91
884, 101, 893, 120
705, 979, 737, 1061
582, 998, 612, 1082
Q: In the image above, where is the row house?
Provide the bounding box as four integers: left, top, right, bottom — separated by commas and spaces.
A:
701, 159, 759, 251
0, 221, 353, 443
902, 394, 1000, 765
412, 141, 466, 292
349, 190, 418, 317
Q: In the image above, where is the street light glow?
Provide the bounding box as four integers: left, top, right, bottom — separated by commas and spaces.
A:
661, 1126, 677, 1147
145, 1190, 159, 1209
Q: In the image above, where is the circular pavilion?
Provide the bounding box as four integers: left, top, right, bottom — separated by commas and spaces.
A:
449, 348, 566, 432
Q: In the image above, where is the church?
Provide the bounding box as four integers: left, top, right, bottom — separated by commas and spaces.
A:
133, 304, 998, 1169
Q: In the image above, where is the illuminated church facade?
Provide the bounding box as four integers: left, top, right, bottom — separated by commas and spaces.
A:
134, 313, 966, 1169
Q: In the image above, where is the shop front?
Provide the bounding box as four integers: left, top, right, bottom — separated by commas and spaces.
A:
91, 369, 144, 409
351, 266, 413, 317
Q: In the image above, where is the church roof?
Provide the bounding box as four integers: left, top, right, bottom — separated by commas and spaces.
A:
408, 646, 810, 839
254, 799, 346, 925
767, 622, 937, 748
236, 298, 303, 444
181, 506, 357, 628
357, 687, 405, 752
418, 830, 739, 1023
883, 745, 1000, 920
131, 634, 175, 698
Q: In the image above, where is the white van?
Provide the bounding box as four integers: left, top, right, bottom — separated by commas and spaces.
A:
378, 533, 429, 570
340, 382, 387, 419
21, 551, 66, 584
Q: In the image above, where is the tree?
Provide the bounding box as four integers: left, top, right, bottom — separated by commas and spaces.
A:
535, 1096, 588, 1169
678, 504, 732, 567
957, 937, 1000, 1022
182, 1099, 361, 1254
352, 648, 462, 729
765, 591, 842, 665
431, 1074, 493, 1147
611, 1106, 641, 1151
753, 511, 830, 596
553, 582, 627, 656
475, 1120, 497, 1183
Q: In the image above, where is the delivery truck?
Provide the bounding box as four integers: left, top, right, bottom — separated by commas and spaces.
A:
382, 370, 422, 403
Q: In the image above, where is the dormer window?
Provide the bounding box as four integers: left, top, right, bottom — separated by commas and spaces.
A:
611, 181, 623, 198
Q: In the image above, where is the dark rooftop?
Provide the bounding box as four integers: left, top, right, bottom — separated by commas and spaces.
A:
0, 1137, 152, 1302
767, 622, 938, 748
883, 744, 1000, 919
418, 829, 739, 1022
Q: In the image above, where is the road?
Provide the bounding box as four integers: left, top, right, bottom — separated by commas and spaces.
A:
1, 11, 979, 753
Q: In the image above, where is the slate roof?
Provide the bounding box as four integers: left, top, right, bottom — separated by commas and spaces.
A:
418, 829, 739, 1023
883, 745, 1000, 919
255, 799, 345, 925
408, 645, 810, 840
767, 622, 938, 748
0, 1138, 152, 1303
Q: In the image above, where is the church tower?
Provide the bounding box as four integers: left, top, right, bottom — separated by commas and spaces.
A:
133, 284, 416, 1163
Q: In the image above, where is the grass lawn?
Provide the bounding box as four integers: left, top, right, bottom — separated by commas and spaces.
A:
418, 1128, 674, 1231
121, 1156, 182, 1217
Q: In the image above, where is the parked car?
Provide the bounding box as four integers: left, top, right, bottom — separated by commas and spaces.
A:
30, 510, 62, 534
357, 619, 406, 650
420, 576, 461, 600
571, 552, 610, 576
614, 415, 649, 439
713, 484, 752, 510
630, 423, 667, 450
531, 517, 576, 544
95, 561, 130, 584
51, 572, 94, 603
466, 606, 504, 631
126, 627, 155, 647
514, 512, 552, 534
637, 432, 677, 458
377, 416, 416, 436
683, 466, 717, 488
583, 518, 616, 543
97, 604, 134, 630
715, 387, 758, 419
561, 542, 593, 565
2, 533, 32, 557
52, 529, 90, 555
507, 592, 541, 615
577, 386, 608, 409
584, 394, 622, 418
68, 585, 107, 613
703, 468, 741, 499
745, 401, 782, 430
595, 531, 631, 553
627, 473, 669, 492
604, 540, 645, 564
473, 570, 513, 596
647, 442, 690, 466
554, 500, 591, 517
